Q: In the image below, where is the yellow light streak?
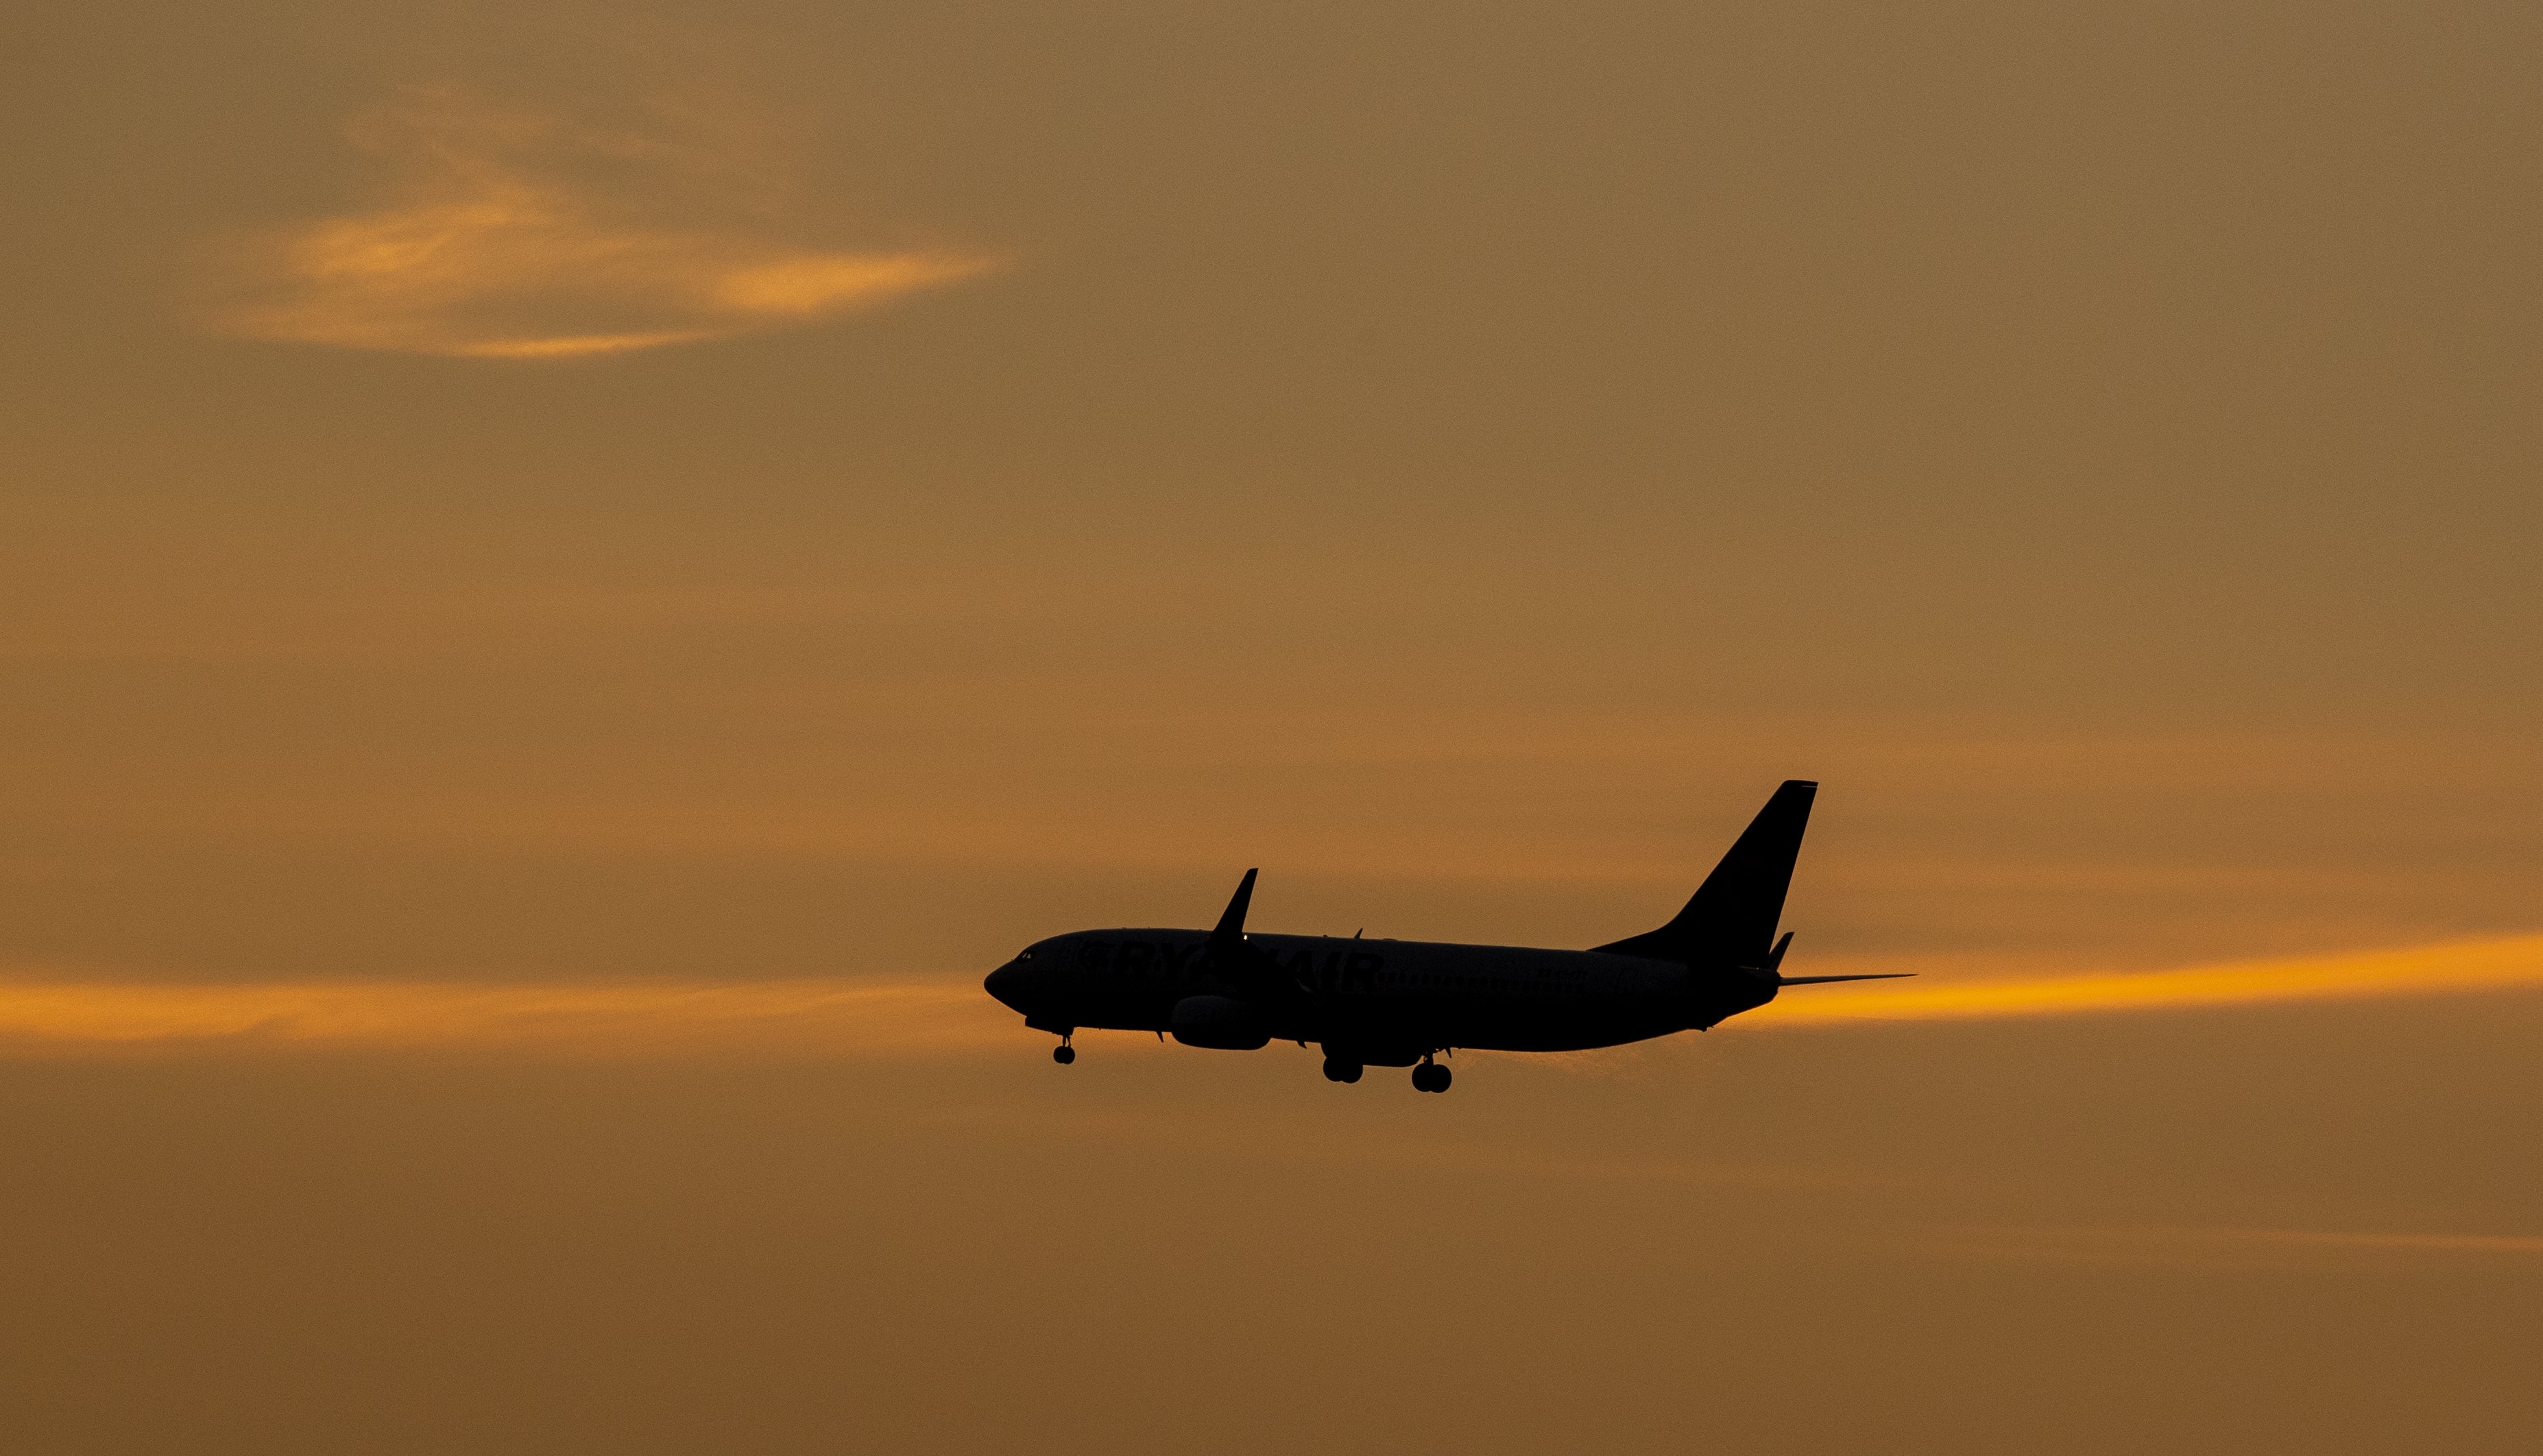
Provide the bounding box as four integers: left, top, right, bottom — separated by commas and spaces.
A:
0, 934, 2535, 1057
1759, 933, 2543, 1025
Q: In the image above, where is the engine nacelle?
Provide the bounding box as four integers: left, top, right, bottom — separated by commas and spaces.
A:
1169, 995, 1270, 1050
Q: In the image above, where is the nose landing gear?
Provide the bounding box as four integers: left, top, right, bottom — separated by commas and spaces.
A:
1410, 1056, 1451, 1093
1052, 1032, 1076, 1065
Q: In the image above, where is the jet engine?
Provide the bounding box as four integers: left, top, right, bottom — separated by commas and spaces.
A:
1168, 995, 1270, 1050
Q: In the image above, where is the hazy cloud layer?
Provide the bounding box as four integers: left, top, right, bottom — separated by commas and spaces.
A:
202, 86, 1000, 359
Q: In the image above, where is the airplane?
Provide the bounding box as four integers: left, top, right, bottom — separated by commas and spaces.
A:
981, 779, 1906, 1091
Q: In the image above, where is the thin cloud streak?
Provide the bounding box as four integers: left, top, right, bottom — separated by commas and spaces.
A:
202, 86, 1001, 359
0, 977, 1008, 1058
1928, 1222, 2543, 1268
1754, 933, 2543, 1027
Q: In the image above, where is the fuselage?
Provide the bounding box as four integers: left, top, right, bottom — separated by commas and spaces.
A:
986, 781, 1842, 1089
983, 926, 1779, 1064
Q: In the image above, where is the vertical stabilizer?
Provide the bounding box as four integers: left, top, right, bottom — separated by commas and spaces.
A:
1591, 780, 1816, 967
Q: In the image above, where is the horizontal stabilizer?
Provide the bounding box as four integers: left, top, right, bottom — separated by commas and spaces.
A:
1776, 973, 1916, 985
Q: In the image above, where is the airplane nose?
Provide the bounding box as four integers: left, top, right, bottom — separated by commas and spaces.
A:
984, 961, 1022, 1008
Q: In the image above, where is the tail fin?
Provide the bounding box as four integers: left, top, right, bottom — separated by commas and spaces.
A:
1592, 780, 1816, 967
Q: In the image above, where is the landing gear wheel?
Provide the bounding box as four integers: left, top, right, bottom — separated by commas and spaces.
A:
1052, 1044, 1076, 1065
1411, 1062, 1450, 1093
1322, 1057, 1364, 1084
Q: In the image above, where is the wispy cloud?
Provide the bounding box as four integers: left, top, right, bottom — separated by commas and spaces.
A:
202, 85, 1001, 359
1755, 932, 2543, 1026
1926, 1222, 2543, 1269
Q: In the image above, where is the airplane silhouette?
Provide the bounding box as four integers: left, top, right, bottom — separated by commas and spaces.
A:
982, 780, 1905, 1091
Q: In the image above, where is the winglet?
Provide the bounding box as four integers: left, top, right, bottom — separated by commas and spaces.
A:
1211, 869, 1260, 949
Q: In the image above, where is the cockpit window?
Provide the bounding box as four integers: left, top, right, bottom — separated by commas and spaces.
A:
1015, 947, 1035, 961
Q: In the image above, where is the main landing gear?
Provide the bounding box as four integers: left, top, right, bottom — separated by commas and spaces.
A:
1321, 1049, 1451, 1091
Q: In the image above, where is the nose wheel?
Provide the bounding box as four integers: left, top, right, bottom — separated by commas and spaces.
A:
1411, 1058, 1451, 1093
1052, 1033, 1075, 1065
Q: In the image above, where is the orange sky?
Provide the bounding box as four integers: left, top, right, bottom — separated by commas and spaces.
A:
3, 2, 2539, 1452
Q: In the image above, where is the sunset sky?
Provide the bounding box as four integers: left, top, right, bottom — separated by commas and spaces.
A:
3, 2, 2539, 1452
